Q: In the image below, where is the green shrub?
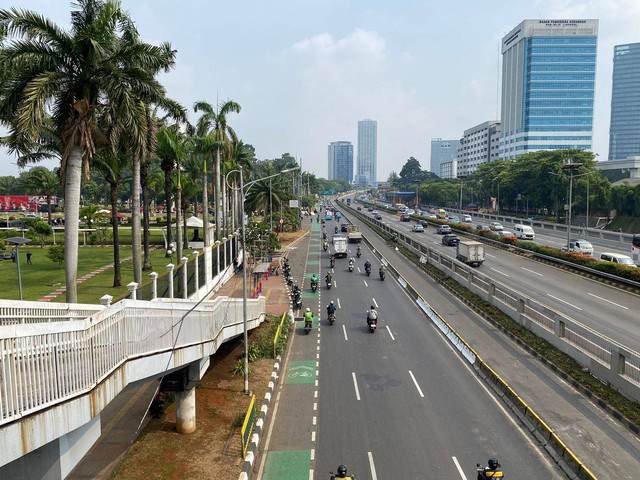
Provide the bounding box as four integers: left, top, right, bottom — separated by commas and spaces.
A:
46, 244, 65, 266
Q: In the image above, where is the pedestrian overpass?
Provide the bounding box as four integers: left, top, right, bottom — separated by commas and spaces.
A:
597, 156, 640, 178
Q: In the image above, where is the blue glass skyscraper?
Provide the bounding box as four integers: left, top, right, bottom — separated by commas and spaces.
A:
327, 141, 353, 182
609, 43, 640, 160
500, 20, 598, 159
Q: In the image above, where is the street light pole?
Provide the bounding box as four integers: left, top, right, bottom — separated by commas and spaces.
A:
561, 161, 583, 250
270, 177, 273, 232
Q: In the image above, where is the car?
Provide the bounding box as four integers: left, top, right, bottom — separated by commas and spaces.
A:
442, 234, 460, 246
371, 210, 378, 215
367, 207, 374, 212
412, 224, 424, 232
462, 215, 472, 223
331, 234, 343, 244
448, 215, 460, 223
426, 213, 437, 219
405, 209, 415, 215
563, 239, 594, 256
490, 222, 504, 231
25, 213, 39, 219
476, 224, 491, 232
357, 206, 362, 211
340, 223, 349, 232
600, 252, 637, 267
419, 219, 428, 227
497, 230, 515, 238
436, 225, 452, 234
375, 213, 383, 220
400, 214, 412, 222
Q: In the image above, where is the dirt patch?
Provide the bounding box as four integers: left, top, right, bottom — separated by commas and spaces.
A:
111, 322, 282, 480
277, 228, 308, 247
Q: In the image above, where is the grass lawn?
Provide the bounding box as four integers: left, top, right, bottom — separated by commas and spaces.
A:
0, 245, 192, 304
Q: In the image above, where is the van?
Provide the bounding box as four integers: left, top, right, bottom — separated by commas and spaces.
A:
600, 252, 637, 267
513, 224, 535, 240
436, 209, 447, 219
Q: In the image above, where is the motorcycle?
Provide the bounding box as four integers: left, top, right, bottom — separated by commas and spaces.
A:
365, 266, 371, 276
379, 271, 385, 281
348, 263, 354, 272
328, 312, 335, 325
356, 250, 361, 258
330, 258, 335, 269
476, 465, 503, 479
326, 279, 332, 290
286, 273, 294, 286
323, 244, 328, 252
304, 320, 312, 334
367, 317, 377, 333
311, 281, 318, 293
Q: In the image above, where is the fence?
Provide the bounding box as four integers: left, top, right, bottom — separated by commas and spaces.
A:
273, 312, 287, 358
342, 203, 640, 403
0, 300, 103, 326
241, 395, 256, 457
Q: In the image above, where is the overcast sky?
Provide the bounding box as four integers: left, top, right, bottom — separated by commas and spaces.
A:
2, 0, 639, 181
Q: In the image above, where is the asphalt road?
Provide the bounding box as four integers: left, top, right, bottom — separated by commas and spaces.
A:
315, 239, 563, 479
361, 206, 640, 352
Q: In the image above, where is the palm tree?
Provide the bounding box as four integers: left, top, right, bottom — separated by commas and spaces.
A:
193, 100, 241, 241
22, 167, 60, 224
0, 1, 177, 302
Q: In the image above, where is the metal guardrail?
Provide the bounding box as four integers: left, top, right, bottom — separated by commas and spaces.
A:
341, 202, 640, 403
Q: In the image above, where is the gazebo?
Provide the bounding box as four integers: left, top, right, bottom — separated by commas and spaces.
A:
164, 216, 215, 249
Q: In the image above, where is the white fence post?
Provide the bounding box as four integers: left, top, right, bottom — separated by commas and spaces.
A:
100, 294, 113, 306
222, 237, 227, 271
215, 241, 221, 276
181, 257, 188, 299
150, 272, 158, 299
127, 282, 138, 300
167, 264, 175, 299
192, 251, 199, 292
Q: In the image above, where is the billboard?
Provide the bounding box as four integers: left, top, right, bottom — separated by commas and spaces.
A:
0, 195, 58, 211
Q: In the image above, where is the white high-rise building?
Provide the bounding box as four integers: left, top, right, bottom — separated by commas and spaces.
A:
357, 120, 377, 185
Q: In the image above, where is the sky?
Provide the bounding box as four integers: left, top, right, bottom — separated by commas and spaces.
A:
1, 0, 640, 181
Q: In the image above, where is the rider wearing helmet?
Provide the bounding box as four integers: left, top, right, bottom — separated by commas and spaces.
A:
364, 259, 372, 272
331, 465, 349, 479
310, 273, 318, 286
325, 271, 332, 284
304, 308, 314, 327
477, 458, 501, 479
367, 305, 378, 325
327, 300, 336, 316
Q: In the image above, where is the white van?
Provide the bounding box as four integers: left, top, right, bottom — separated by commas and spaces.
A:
600, 252, 637, 268
513, 224, 535, 240
564, 239, 594, 256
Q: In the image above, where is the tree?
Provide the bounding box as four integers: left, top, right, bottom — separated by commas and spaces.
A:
27, 219, 52, 247
398, 157, 426, 187
22, 167, 60, 224
0, 1, 177, 302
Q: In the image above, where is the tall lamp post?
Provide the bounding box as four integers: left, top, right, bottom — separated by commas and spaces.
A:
457, 175, 467, 212
5, 237, 32, 300
550, 161, 583, 250
226, 166, 300, 394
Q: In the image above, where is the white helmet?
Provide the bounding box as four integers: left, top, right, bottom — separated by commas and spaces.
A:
306, 308, 311, 312
330, 301, 334, 305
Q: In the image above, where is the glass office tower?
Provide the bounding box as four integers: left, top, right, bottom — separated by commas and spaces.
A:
609, 43, 640, 160
357, 120, 377, 185
327, 141, 354, 182
500, 20, 598, 159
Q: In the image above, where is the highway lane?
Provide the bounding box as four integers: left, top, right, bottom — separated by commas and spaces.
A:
315, 238, 563, 479
363, 206, 640, 352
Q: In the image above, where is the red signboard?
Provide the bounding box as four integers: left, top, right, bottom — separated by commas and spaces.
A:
0, 195, 57, 211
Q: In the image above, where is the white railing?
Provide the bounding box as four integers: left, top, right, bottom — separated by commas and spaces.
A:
0, 300, 103, 326
0, 295, 265, 426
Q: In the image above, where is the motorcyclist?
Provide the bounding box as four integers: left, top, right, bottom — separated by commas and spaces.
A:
364, 259, 372, 273
379, 264, 386, 276
310, 274, 318, 288
304, 308, 314, 329
325, 271, 332, 285
331, 465, 351, 479
327, 301, 336, 316
330, 255, 335, 268
323, 240, 328, 251
334, 226, 338, 234
356, 245, 361, 256
323, 230, 327, 239
367, 305, 378, 325
477, 458, 502, 479
317, 216, 320, 223
348, 258, 354, 270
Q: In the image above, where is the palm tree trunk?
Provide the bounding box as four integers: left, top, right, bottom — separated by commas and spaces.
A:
203, 166, 210, 247
141, 161, 152, 271
164, 167, 173, 252
215, 148, 221, 241
176, 184, 183, 261
131, 154, 142, 284
110, 182, 122, 287
64, 146, 82, 303
47, 195, 52, 225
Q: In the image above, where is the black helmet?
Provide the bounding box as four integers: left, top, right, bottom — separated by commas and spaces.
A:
337, 465, 347, 476
371, 305, 376, 310
488, 458, 499, 469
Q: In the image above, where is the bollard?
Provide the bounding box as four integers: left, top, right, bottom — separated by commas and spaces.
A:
167, 264, 175, 299
181, 257, 188, 299
149, 272, 158, 299
127, 282, 138, 300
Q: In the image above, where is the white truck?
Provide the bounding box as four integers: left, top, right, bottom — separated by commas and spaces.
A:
347, 225, 362, 243
456, 240, 485, 267
333, 236, 348, 258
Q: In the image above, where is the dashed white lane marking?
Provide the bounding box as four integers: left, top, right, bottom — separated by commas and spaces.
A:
313, 402, 317, 410
588, 292, 629, 310
368, 452, 378, 480
337, 298, 341, 308
357, 267, 361, 272
372, 297, 378, 308
352, 372, 361, 401
313, 416, 317, 425
486, 253, 496, 258
364, 280, 369, 287
490, 267, 510, 277
522, 266, 543, 277
314, 390, 318, 398
310, 448, 315, 460
408, 370, 425, 398
452, 456, 468, 480
334, 280, 337, 288
311, 431, 316, 442
309, 469, 314, 480
548, 293, 583, 311
342, 324, 349, 341
386, 326, 395, 340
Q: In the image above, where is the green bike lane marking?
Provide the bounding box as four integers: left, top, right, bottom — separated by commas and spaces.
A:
295, 317, 319, 331
262, 450, 312, 480
285, 360, 317, 383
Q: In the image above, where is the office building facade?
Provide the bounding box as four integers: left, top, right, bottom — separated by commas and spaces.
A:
457, 121, 501, 176
357, 119, 377, 185
609, 43, 640, 160
500, 19, 598, 159
430, 138, 461, 175
440, 158, 458, 179
327, 141, 353, 182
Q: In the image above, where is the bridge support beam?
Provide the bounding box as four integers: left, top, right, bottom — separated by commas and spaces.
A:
176, 387, 196, 434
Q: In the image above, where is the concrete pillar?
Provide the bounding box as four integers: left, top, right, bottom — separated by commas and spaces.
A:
100, 294, 113, 306
150, 272, 158, 299
175, 386, 196, 434
127, 282, 138, 300
167, 263, 175, 298
181, 257, 188, 299
192, 251, 199, 292
215, 241, 221, 276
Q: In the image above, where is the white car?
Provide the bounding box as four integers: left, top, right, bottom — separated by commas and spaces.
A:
405, 209, 415, 215
462, 215, 472, 223
412, 224, 424, 232
497, 230, 515, 238
490, 222, 504, 231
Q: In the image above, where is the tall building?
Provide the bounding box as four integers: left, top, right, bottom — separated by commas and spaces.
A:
357, 119, 377, 185
500, 19, 598, 160
430, 138, 461, 175
327, 141, 353, 182
457, 121, 501, 176
609, 43, 640, 160
440, 158, 458, 179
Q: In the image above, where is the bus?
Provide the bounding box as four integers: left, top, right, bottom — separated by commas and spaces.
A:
633, 234, 640, 266
394, 203, 407, 213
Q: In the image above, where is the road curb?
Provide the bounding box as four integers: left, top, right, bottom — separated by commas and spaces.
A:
238, 355, 282, 480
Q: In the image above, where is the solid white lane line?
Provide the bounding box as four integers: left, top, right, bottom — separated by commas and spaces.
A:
364, 280, 369, 287
490, 267, 510, 277
588, 292, 629, 310
352, 372, 361, 401
368, 452, 378, 480
386, 326, 395, 340
337, 298, 341, 308
452, 457, 468, 480
372, 297, 378, 308
522, 267, 543, 277
486, 253, 496, 258
548, 294, 583, 311
342, 325, 349, 341
408, 370, 425, 398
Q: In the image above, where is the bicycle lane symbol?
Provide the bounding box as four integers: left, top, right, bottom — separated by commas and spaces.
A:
286, 362, 316, 384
